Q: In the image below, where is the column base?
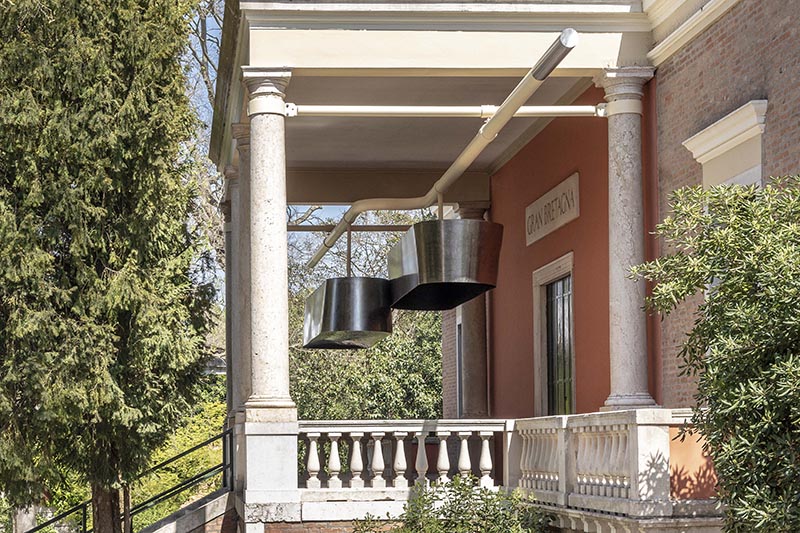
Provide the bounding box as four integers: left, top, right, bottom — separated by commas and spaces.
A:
601, 392, 657, 411
244, 395, 296, 410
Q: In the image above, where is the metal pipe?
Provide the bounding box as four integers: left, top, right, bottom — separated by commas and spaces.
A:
288, 224, 411, 232
306, 28, 578, 269
287, 104, 601, 118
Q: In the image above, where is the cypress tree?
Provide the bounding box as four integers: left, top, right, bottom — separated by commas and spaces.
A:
0, 0, 215, 530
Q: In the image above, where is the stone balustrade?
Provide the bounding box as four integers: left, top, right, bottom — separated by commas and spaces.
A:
292, 411, 717, 528
298, 420, 507, 492
513, 409, 675, 519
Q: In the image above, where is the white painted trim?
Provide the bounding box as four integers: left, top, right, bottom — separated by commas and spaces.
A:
682, 100, 767, 164
647, 0, 744, 66
724, 165, 762, 187
532, 251, 574, 417
642, 0, 685, 29
242, 3, 651, 32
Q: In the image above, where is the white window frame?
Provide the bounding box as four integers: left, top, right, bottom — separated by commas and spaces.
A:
532, 251, 575, 417
683, 100, 768, 188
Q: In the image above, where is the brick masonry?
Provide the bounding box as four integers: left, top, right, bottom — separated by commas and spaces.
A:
441, 309, 457, 418
655, 0, 800, 407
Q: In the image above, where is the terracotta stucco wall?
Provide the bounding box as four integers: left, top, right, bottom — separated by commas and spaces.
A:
487, 86, 612, 418
656, 0, 800, 408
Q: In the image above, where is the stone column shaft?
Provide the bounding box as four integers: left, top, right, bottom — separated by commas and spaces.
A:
245, 73, 294, 408
238, 68, 299, 519
455, 205, 490, 418
596, 68, 656, 410
230, 127, 251, 412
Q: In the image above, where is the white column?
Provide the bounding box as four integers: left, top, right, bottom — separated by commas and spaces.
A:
241, 68, 294, 409
221, 173, 235, 418
239, 68, 299, 521
595, 67, 656, 410
454, 204, 490, 418
230, 126, 251, 411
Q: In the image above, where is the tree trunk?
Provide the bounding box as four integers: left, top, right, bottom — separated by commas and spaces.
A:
12, 506, 36, 533
91, 484, 122, 533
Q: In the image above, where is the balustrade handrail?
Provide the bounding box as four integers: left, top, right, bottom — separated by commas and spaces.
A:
299, 419, 508, 433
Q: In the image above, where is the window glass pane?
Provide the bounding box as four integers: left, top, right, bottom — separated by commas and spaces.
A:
545, 274, 574, 416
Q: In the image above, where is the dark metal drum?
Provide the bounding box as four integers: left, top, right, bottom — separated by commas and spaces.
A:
388, 219, 503, 310
303, 277, 393, 349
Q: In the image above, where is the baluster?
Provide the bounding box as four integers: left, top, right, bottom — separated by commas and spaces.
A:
415, 430, 429, 486
576, 429, 587, 494
531, 429, 542, 489
350, 432, 365, 489
436, 431, 451, 484
547, 431, 558, 491
518, 428, 529, 489
588, 430, 600, 495
306, 433, 321, 489
524, 429, 535, 489
607, 427, 620, 497
371, 432, 386, 488
601, 428, 613, 497
394, 432, 408, 488
457, 432, 472, 478
479, 431, 493, 488
620, 427, 630, 499
328, 433, 342, 489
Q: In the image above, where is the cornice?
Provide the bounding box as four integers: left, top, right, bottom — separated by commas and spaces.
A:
647, 0, 743, 66
682, 100, 767, 164
642, 0, 683, 29
241, 3, 652, 33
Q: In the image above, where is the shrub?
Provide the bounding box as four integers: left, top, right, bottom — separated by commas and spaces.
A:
632, 178, 800, 532
353, 475, 551, 533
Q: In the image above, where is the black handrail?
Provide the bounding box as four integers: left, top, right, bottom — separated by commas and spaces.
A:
24, 428, 233, 533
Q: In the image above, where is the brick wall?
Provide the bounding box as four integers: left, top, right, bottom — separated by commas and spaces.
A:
655, 0, 800, 407
441, 309, 457, 418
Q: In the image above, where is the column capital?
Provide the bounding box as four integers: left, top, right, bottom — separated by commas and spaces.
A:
594, 67, 654, 102
224, 164, 240, 183
241, 67, 291, 117
454, 202, 489, 221
231, 122, 251, 150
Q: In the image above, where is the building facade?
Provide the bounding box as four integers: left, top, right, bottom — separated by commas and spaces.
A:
201, 1, 800, 532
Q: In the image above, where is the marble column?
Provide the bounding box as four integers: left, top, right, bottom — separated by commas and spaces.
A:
455, 204, 490, 418
595, 67, 657, 410
221, 167, 236, 418
230, 125, 251, 412
238, 67, 299, 521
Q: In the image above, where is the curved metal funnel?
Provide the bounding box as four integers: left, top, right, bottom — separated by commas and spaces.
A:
388, 219, 503, 310
303, 277, 392, 349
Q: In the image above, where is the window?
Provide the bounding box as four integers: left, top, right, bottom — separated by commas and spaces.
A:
683, 100, 767, 188
546, 275, 574, 416
532, 252, 575, 416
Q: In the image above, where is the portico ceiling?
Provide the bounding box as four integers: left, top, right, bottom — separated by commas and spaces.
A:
283, 74, 592, 172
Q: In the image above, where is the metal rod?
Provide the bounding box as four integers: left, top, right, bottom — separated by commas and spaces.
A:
306, 29, 578, 269
288, 104, 601, 118
288, 224, 411, 232
346, 225, 352, 277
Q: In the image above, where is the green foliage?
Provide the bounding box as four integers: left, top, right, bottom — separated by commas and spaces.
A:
288, 210, 442, 421
353, 476, 551, 533
0, 0, 215, 508
631, 178, 800, 532
129, 396, 226, 530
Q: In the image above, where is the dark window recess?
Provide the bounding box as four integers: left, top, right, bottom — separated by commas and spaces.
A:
546, 275, 574, 416
456, 322, 463, 417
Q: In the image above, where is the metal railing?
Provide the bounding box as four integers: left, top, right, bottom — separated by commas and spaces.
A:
26, 428, 233, 533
